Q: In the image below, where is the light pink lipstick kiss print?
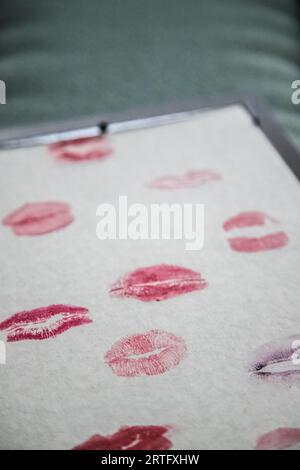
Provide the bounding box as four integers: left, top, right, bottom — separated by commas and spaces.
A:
105, 330, 187, 377
73, 425, 173, 450
3, 202, 73, 236
0, 304, 92, 342
223, 211, 288, 253
256, 428, 300, 450
110, 264, 208, 302
149, 170, 221, 190
49, 136, 112, 162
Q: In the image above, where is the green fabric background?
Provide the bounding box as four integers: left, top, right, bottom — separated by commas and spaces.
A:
0, 0, 299, 147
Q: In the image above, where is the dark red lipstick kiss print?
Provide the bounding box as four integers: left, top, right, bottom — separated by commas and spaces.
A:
109, 264, 208, 302
2, 202, 73, 236
73, 425, 172, 450
49, 136, 112, 162
0, 305, 92, 342
256, 428, 300, 450
223, 211, 288, 253
105, 329, 187, 377
149, 170, 222, 190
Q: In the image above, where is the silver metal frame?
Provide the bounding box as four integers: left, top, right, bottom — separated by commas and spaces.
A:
0, 96, 245, 149
0, 95, 299, 181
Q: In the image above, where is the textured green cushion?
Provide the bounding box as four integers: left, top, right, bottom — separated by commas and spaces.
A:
0, 0, 299, 148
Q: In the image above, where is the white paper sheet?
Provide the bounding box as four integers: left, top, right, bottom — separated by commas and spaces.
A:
0, 105, 299, 450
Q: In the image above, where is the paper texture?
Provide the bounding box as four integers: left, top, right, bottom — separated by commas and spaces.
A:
0, 105, 299, 450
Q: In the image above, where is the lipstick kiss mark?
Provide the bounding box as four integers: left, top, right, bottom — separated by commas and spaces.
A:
249, 335, 300, 384
149, 170, 221, 190
256, 428, 300, 450
110, 264, 208, 302
2, 202, 74, 236
105, 330, 187, 377
0, 304, 91, 342
73, 425, 173, 450
223, 212, 277, 231
223, 211, 288, 253
49, 136, 112, 162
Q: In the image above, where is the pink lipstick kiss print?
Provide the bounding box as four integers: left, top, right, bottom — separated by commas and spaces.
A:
0, 305, 92, 342
49, 136, 112, 162
256, 428, 300, 450
223, 211, 288, 252
73, 425, 173, 450
105, 330, 187, 377
149, 170, 221, 190
109, 264, 208, 302
2, 202, 74, 236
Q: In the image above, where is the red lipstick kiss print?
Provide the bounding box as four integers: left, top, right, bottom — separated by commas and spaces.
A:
73, 425, 173, 450
256, 428, 300, 450
105, 329, 187, 377
2, 202, 73, 236
223, 211, 288, 252
149, 170, 221, 190
49, 136, 112, 162
0, 304, 91, 342
110, 264, 208, 302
